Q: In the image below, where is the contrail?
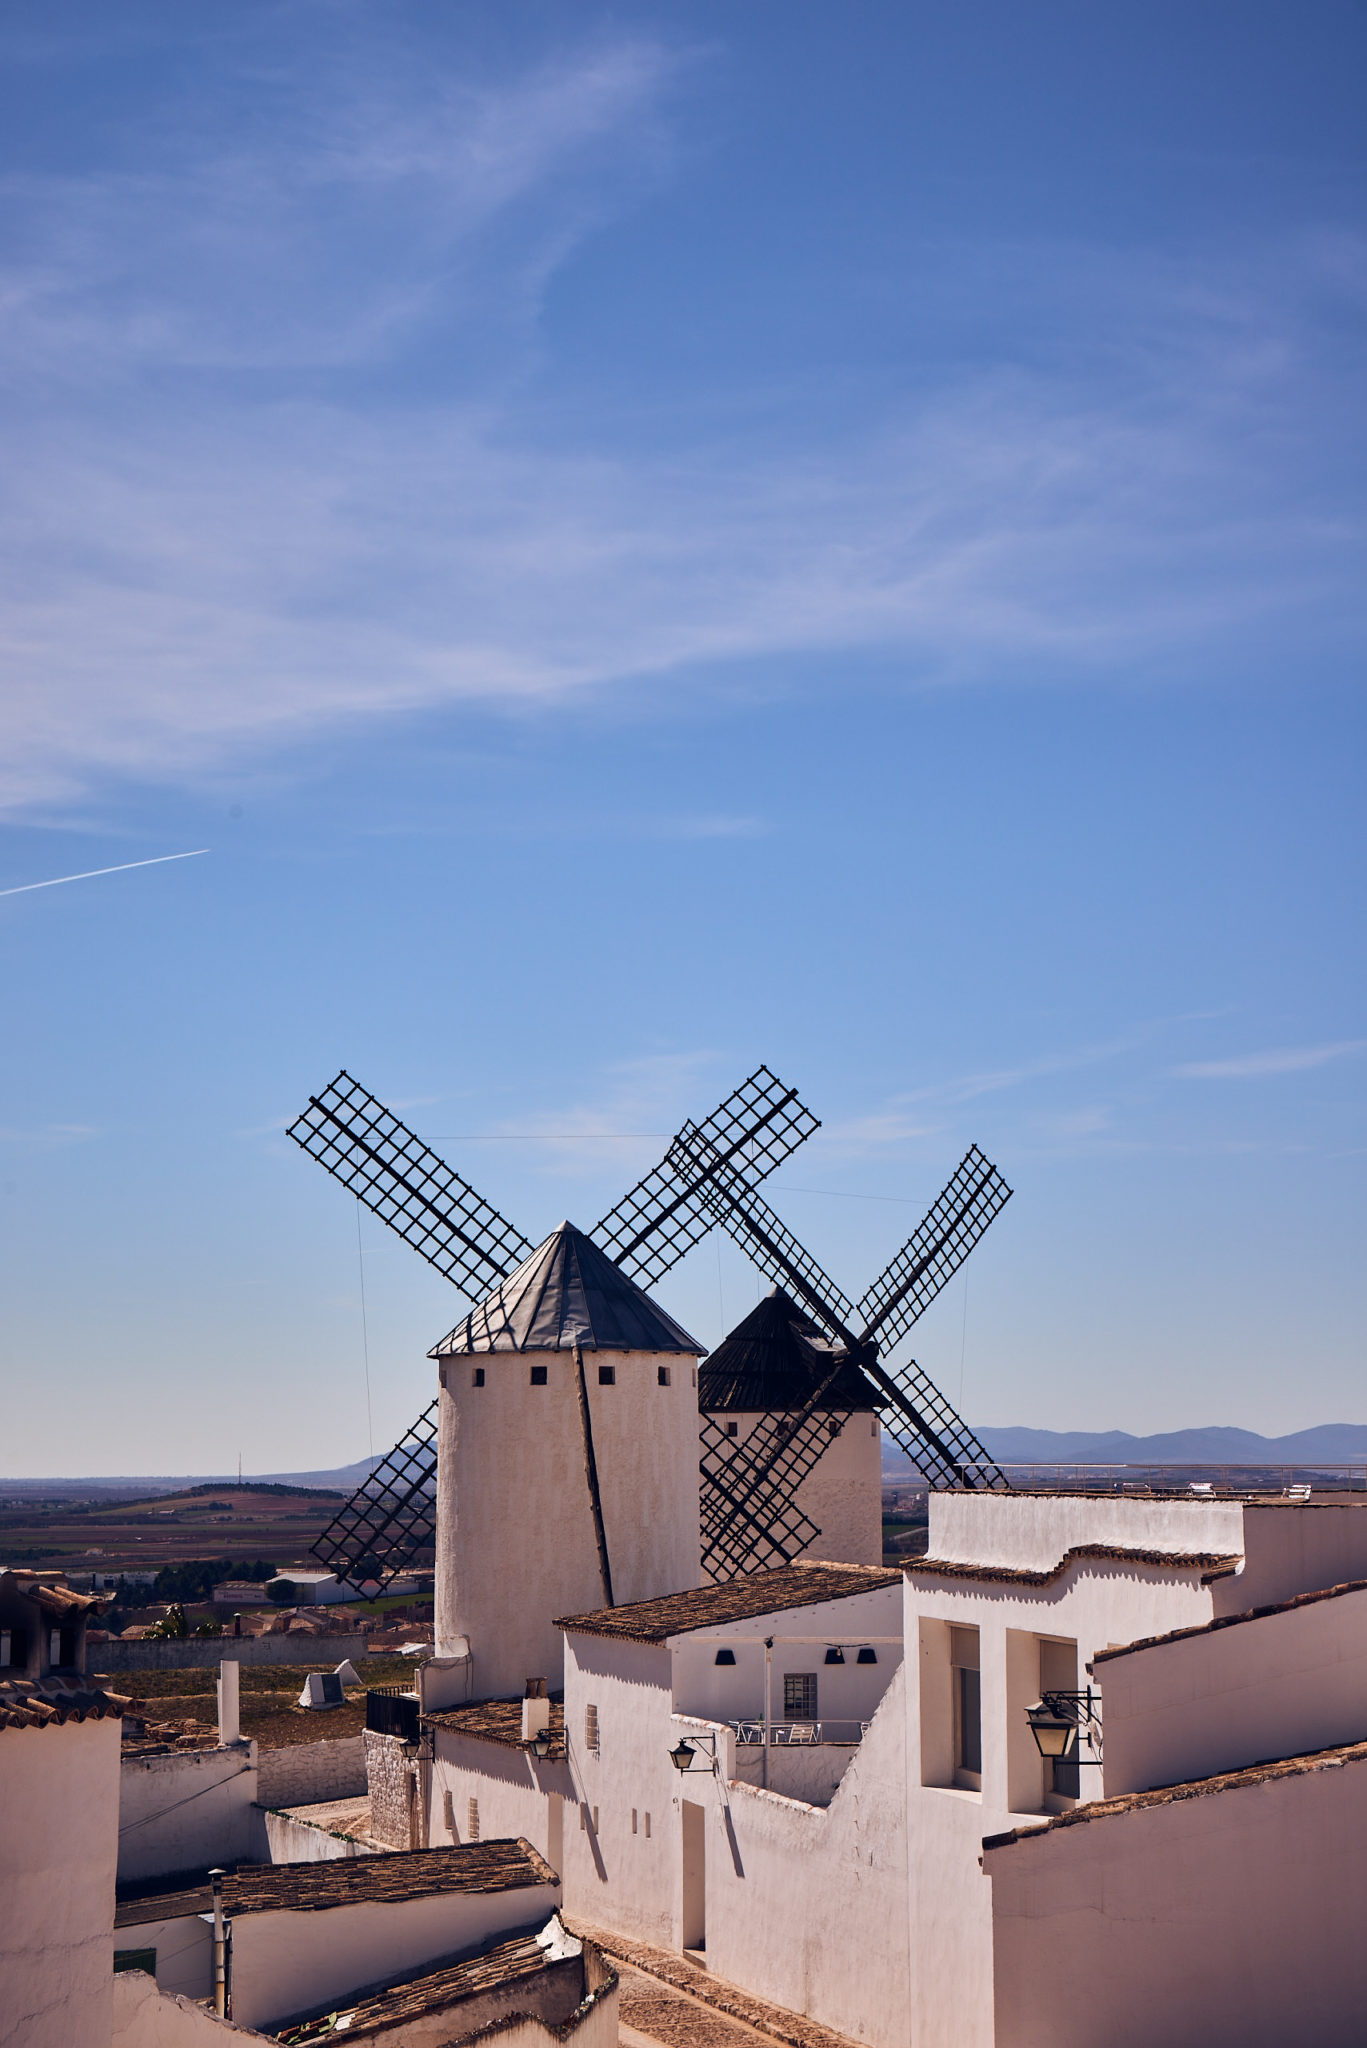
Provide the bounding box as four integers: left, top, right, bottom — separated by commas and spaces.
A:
0, 849, 210, 898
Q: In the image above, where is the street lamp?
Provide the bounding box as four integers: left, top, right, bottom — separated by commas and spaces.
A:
529, 1726, 553, 1761
668, 1732, 718, 1773
1025, 1699, 1077, 1760
669, 1739, 697, 1773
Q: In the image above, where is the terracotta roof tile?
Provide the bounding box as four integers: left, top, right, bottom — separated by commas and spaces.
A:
115, 1838, 557, 1929
0, 1677, 124, 1732
905, 1542, 1241, 1589
983, 1738, 1367, 1855
557, 1563, 901, 1644
1093, 1575, 1367, 1665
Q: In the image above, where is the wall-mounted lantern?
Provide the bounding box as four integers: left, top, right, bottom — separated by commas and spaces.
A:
1025, 1689, 1103, 1765
528, 1725, 553, 1761
824, 1646, 846, 1666
669, 1731, 719, 1773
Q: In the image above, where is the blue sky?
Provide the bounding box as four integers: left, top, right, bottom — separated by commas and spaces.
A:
1, 2, 1363, 1476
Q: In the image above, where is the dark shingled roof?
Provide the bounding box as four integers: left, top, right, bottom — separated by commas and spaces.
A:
905, 1543, 1241, 1588
982, 1738, 1367, 1854
698, 1290, 879, 1414
557, 1562, 901, 1643
424, 1698, 567, 1761
276, 1926, 607, 2045
430, 1223, 703, 1358
0, 1677, 124, 1733
115, 1839, 557, 1929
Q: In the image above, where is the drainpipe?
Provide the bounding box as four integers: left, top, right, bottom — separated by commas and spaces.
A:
762, 1638, 773, 1791
209, 1868, 227, 2018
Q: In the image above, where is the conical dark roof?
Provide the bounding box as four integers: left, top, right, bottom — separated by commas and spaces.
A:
429, 1223, 704, 1357
698, 1289, 879, 1413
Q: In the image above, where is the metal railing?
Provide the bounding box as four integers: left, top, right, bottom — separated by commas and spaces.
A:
365, 1688, 420, 1741
729, 1718, 870, 1746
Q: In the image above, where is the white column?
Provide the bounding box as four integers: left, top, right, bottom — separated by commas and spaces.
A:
218, 1659, 240, 1745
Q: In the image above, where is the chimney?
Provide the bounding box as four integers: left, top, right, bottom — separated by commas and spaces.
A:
218, 1659, 240, 1746
521, 1678, 550, 1743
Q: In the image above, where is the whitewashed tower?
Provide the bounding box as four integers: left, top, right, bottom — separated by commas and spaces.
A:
428, 1222, 703, 1701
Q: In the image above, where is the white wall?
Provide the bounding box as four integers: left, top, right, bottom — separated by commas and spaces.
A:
119, 1742, 261, 1885
902, 1548, 1226, 2048
428, 1731, 570, 1877
114, 1912, 213, 2001
111, 1968, 274, 2045
558, 1634, 680, 1949
986, 1750, 1367, 2048
436, 1347, 700, 1700
0, 1715, 121, 2048
262, 1808, 387, 1862
928, 1490, 1248, 1573
1220, 1502, 1367, 1611
230, 1881, 560, 2032
704, 1665, 909, 2048
1100, 1582, 1367, 1795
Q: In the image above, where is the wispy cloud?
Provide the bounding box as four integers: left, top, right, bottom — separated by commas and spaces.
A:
1173, 1040, 1367, 1080
0, 26, 1361, 814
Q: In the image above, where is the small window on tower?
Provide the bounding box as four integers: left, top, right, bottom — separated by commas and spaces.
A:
725, 1421, 739, 1438
657, 1366, 671, 1386
827, 1419, 843, 1437
472, 1368, 485, 1388
598, 1365, 616, 1386
530, 1366, 548, 1386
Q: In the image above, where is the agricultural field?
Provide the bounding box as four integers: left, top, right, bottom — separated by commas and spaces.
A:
0, 1483, 349, 1575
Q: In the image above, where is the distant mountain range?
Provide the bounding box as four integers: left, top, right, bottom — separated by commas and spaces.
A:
884, 1423, 1367, 1476
0, 1457, 385, 1498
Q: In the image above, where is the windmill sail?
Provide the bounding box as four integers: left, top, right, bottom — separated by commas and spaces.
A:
291, 1066, 820, 1589
592, 1067, 820, 1285
288, 1071, 534, 1296
679, 1130, 1012, 1572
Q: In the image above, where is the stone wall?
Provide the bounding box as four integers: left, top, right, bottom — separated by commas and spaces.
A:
364, 1728, 418, 1848
256, 1735, 366, 1808
95, 1633, 370, 1675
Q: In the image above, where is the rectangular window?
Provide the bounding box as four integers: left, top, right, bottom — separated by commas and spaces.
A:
471, 1368, 485, 1387
644, 1811, 651, 1838
725, 1420, 739, 1438
467, 1798, 480, 1841
951, 1626, 981, 1783
443, 1789, 456, 1836
632, 1808, 638, 1834
530, 1365, 548, 1386
598, 1365, 616, 1385
784, 1673, 818, 1720
657, 1366, 671, 1386
827, 1419, 843, 1437
585, 1703, 599, 1752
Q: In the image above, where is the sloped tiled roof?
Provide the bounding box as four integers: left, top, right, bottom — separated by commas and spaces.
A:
431, 1223, 703, 1357
982, 1738, 1367, 1853
0, 1677, 125, 1732
0, 1569, 106, 1617
698, 1290, 879, 1413
115, 1839, 557, 1929
424, 1697, 567, 1761
277, 1925, 603, 2044
557, 1562, 902, 1643
905, 1543, 1241, 1588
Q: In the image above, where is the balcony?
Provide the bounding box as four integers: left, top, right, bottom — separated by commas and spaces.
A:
365, 1687, 420, 1742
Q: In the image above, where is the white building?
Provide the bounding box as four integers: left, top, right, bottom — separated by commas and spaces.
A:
983, 1570, 1367, 2046
397, 1486, 1367, 2048
425, 1222, 705, 1706
0, 1661, 123, 2048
